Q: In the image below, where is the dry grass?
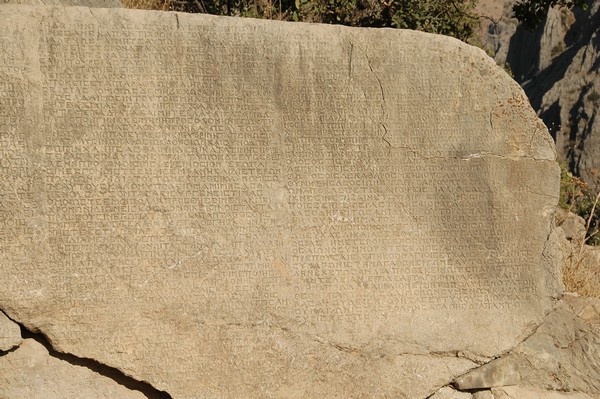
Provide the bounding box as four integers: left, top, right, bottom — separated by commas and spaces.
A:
563, 245, 600, 298
122, 0, 171, 11
561, 194, 600, 299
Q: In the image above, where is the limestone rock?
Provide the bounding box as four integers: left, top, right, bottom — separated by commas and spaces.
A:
502, 294, 600, 395
0, 4, 560, 398
492, 386, 595, 398
0, 339, 147, 399
430, 386, 472, 399
0, 311, 21, 351
454, 357, 520, 390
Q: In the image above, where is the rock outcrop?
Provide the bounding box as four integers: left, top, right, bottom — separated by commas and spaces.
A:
479, 0, 600, 185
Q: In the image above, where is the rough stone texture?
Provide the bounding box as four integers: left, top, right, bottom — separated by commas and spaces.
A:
472, 391, 494, 399
492, 386, 595, 398
555, 208, 586, 243
454, 357, 520, 390
499, 294, 600, 395
430, 386, 472, 399
0, 311, 22, 351
0, 339, 147, 399
0, 5, 560, 399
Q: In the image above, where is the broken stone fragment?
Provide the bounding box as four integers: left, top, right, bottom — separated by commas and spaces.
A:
454, 357, 520, 390
0, 339, 147, 399
507, 294, 600, 395
0, 311, 22, 352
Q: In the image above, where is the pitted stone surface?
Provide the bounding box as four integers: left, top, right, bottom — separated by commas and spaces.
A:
0, 5, 560, 398
0, 311, 21, 351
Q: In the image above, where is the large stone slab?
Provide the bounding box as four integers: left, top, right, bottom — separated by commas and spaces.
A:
0, 5, 560, 398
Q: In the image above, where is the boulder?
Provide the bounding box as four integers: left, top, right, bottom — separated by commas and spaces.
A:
0, 4, 561, 398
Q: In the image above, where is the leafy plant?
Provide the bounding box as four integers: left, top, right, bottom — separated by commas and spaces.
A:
124, 0, 479, 42
513, 0, 589, 29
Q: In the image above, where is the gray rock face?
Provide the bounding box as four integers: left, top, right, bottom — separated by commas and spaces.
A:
0, 4, 560, 399
482, 0, 600, 185
530, 1, 600, 184
501, 293, 600, 396
478, 0, 600, 188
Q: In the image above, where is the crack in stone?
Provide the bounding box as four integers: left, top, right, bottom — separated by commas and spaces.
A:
385, 145, 557, 163
449, 298, 563, 393
223, 320, 494, 363
350, 42, 390, 150
3, 312, 172, 399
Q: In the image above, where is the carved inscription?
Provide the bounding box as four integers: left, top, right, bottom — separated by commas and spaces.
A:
0, 8, 562, 398
0, 19, 534, 330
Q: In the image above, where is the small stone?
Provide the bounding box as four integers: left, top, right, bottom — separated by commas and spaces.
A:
454, 357, 520, 390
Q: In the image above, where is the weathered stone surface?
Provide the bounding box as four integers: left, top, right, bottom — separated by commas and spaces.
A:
566, 294, 600, 323
454, 357, 520, 390
0, 311, 21, 351
430, 386, 472, 399
492, 386, 595, 398
556, 208, 586, 243
0, 339, 146, 399
0, 5, 560, 398
501, 294, 600, 395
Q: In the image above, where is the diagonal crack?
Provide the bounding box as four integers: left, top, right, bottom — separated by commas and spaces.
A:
3, 313, 172, 399
350, 42, 390, 150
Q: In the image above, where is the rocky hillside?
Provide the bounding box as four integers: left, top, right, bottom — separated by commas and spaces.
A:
478, 0, 600, 185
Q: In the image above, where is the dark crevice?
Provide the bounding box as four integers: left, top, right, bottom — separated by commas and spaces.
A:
0, 345, 20, 356
9, 318, 172, 399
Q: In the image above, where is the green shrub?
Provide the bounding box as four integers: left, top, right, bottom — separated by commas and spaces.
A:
124, 0, 479, 42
